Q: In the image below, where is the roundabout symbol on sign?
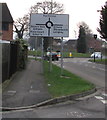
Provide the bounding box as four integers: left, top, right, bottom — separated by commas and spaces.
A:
45, 18, 53, 28
36, 18, 55, 36
45, 18, 53, 36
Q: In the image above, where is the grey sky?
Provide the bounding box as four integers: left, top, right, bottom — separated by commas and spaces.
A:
1, 0, 106, 39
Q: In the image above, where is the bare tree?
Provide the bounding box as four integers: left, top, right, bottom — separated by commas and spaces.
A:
29, 1, 64, 14
14, 14, 29, 39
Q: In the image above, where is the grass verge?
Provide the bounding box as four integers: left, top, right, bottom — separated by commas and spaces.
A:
63, 52, 90, 58
28, 50, 91, 58
28, 50, 41, 56
71, 52, 90, 58
89, 58, 107, 65
43, 61, 95, 98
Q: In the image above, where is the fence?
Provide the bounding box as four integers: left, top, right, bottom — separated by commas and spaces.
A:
9, 41, 18, 78
2, 40, 28, 83
2, 41, 19, 83
2, 42, 10, 83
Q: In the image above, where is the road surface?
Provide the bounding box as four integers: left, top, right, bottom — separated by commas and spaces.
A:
3, 94, 106, 118
53, 58, 105, 88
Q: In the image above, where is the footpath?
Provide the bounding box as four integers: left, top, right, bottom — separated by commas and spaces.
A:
3, 60, 51, 108
2, 59, 96, 111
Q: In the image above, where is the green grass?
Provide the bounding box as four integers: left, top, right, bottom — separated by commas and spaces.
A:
60, 52, 90, 58
71, 52, 91, 58
43, 61, 95, 98
89, 58, 107, 65
28, 50, 90, 58
28, 50, 41, 56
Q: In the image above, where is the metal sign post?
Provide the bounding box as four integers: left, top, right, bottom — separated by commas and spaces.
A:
49, 37, 53, 72
61, 37, 64, 76
41, 37, 44, 72
30, 13, 69, 73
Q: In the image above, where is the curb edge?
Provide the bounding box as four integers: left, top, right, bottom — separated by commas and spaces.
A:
2, 88, 97, 111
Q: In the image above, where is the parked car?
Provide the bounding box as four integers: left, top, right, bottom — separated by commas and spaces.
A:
44, 52, 59, 61
56, 51, 61, 58
91, 52, 102, 58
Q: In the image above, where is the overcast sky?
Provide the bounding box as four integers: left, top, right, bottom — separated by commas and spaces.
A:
1, 0, 106, 39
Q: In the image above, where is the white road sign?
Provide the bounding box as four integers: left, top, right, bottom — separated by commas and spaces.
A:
30, 14, 69, 37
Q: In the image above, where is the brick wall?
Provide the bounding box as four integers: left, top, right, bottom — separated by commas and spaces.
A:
1, 23, 13, 40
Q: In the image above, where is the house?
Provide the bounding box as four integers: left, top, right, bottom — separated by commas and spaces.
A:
0, 3, 14, 41
65, 38, 102, 53
87, 38, 102, 53
65, 39, 77, 52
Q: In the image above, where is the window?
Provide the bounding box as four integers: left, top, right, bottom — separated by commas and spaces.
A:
2, 23, 9, 31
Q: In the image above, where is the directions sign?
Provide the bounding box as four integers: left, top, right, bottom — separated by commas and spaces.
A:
30, 14, 69, 37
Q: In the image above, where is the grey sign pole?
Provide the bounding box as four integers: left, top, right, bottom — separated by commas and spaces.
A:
49, 37, 52, 72
41, 37, 44, 73
61, 37, 64, 76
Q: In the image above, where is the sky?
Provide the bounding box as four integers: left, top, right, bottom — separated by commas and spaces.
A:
1, 0, 107, 39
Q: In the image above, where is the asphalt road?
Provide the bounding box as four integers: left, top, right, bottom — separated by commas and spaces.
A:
3, 94, 106, 118
53, 58, 105, 88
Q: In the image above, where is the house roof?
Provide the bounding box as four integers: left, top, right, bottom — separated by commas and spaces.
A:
65, 39, 77, 44
0, 3, 14, 23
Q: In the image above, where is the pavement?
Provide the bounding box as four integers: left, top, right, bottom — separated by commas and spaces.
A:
2, 60, 51, 108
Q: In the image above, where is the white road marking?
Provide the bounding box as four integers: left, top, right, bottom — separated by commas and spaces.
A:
66, 111, 91, 117
101, 100, 107, 104
7, 91, 16, 93
95, 93, 107, 104
95, 96, 103, 100
6, 91, 16, 96
102, 93, 107, 97
98, 68, 105, 71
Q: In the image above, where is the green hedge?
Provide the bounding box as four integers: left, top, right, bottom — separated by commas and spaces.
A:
16, 39, 28, 70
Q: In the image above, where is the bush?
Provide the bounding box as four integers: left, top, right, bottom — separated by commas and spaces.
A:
16, 39, 28, 70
